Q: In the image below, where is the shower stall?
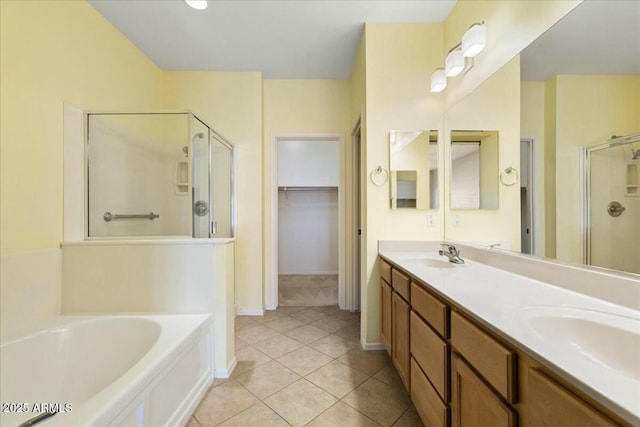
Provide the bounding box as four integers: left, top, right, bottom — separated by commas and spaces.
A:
583, 133, 640, 274
86, 112, 233, 239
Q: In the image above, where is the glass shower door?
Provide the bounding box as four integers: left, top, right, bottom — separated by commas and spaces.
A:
191, 118, 211, 238
588, 143, 640, 274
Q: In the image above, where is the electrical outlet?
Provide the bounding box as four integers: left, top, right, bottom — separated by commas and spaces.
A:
453, 213, 462, 227
426, 213, 436, 227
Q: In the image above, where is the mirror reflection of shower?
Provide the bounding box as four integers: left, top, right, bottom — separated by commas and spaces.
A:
182, 146, 189, 157
584, 132, 640, 275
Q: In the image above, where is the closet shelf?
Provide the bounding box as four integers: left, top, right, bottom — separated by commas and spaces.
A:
278, 186, 338, 191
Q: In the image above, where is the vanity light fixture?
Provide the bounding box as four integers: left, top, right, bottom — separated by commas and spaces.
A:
445, 47, 465, 77
461, 23, 487, 57
430, 68, 447, 92
185, 0, 208, 10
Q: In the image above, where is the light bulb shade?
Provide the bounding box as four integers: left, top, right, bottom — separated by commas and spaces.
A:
185, 0, 208, 10
445, 48, 465, 77
430, 69, 447, 93
462, 24, 486, 57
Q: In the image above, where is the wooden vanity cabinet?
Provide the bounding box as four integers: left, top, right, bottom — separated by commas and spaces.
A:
379, 255, 630, 427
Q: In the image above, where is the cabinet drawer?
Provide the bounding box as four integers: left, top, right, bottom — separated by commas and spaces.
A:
411, 357, 448, 427
410, 311, 448, 401
450, 311, 516, 403
391, 268, 410, 301
379, 258, 392, 285
411, 282, 448, 337
527, 369, 617, 427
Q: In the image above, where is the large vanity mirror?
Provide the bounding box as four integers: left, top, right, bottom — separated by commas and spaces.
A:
445, 0, 640, 276
389, 130, 439, 210
450, 130, 499, 210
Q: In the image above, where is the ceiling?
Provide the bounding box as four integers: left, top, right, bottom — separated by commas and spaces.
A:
88, 0, 456, 79
520, 0, 640, 81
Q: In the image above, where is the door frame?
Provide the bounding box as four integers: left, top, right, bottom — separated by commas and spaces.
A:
520, 136, 543, 256
520, 138, 534, 254
269, 133, 346, 310
351, 116, 362, 312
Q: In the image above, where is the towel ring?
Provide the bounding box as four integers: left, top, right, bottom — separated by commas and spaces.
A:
499, 166, 519, 186
370, 166, 389, 186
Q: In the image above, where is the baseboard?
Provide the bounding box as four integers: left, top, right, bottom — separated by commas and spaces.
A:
214, 356, 237, 378
360, 338, 386, 351
236, 310, 264, 316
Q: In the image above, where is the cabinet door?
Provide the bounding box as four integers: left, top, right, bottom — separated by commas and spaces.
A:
392, 292, 411, 391
380, 279, 392, 355
527, 369, 617, 427
451, 353, 516, 427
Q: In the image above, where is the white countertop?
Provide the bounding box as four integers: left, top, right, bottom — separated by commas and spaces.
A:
378, 245, 640, 425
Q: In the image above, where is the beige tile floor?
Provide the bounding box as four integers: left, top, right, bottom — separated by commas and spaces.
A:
187, 306, 424, 427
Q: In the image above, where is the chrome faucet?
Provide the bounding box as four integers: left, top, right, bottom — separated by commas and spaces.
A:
439, 243, 465, 264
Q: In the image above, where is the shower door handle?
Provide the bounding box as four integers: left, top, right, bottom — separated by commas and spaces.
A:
211, 221, 217, 235
607, 201, 626, 217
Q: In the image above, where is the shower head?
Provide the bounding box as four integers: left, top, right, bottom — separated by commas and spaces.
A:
632, 145, 640, 160
193, 132, 205, 140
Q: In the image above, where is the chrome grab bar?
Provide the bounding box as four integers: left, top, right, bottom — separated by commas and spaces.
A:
103, 212, 159, 222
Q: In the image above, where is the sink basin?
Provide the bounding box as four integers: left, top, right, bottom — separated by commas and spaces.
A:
421, 259, 456, 268
520, 307, 640, 380
396, 254, 457, 268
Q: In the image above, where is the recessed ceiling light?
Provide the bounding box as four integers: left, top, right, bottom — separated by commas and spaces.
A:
185, 0, 208, 10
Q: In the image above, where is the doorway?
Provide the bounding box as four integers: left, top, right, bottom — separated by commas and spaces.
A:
270, 134, 345, 309
520, 139, 534, 254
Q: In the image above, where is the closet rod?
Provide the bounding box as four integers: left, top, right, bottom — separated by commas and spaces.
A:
277, 186, 338, 191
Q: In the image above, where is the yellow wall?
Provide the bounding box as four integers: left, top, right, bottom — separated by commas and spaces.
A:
554, 75, 640, 264
262, 79, 352, 309
444, 57, 522, 249
166, 72, 263, 313
544, 77, 558, 257
362, 23, 444, 343
0, 0, 167, 256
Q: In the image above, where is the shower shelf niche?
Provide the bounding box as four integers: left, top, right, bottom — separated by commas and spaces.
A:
174, 161, 189, 195
626, 163, 638, 197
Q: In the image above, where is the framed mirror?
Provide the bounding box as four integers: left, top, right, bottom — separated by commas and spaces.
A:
389, 130, 439, 210
450, 130, 499, 210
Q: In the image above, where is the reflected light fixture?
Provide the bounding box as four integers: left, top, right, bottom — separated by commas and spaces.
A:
430, 68, 447, 93
185, 0, 208, 10
445, 47, 465, 77
462, 23, 486, 57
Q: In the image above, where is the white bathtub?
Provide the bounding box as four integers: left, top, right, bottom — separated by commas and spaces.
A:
0, 314, 213, 427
